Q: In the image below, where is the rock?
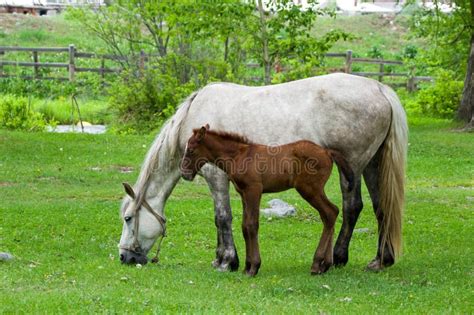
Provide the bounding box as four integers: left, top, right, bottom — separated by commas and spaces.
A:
0, 252, 14, 261
261, 199, 296, 217
76, 121, 92, 127
354, 228, 370, 233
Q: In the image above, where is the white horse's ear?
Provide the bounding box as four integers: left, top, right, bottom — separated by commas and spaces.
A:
122, 182, 136, 199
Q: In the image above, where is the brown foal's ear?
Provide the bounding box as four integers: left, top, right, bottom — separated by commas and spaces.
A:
197, 125, 207, 142
204, 123, 210, 130
122, 182, 136, 199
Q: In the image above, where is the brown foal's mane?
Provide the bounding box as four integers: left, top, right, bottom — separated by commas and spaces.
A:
193, 129, 254, 145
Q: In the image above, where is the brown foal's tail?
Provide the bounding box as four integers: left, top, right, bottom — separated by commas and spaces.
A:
327, 149, 354, 192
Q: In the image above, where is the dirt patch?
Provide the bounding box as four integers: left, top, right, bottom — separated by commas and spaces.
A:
0, 182, 13, 187
107, 165, 135, 173
116, 166, 134, 174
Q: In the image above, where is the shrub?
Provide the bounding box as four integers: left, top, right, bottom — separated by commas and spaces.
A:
414, 70, 463, 118
402, 44, 418, 59
367, 45, 384, 59
0, 77, 77, 99
107, 67, 197, 134
0, 95, 48, 131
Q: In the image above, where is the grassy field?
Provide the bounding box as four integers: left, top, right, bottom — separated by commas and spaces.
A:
0, 117, 472, 313
0, 14, 106, 50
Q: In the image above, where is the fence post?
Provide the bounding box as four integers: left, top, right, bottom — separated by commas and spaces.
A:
0, 49, 4, 75
33, 50, 39, 78
68, 44, 75, 82
378, 63, 384, 82
345, 50, 352, 74
100, 57, 105, 87
407, 77, 416, 92
407, 66, 416, 92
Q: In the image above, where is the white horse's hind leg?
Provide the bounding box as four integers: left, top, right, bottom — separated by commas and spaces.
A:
363, 150, 395, 270
201, 165, 239, 272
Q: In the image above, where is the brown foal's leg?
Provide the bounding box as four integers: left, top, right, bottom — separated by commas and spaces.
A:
297, 185, 339, 274
313, 192, 339, 274
241, 186, 262, 276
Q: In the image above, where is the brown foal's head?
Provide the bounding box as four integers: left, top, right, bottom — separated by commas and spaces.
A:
180, 124, 210, 181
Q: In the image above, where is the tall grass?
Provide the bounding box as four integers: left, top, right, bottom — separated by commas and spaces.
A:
0, 94, 109, 125
32, 96, 110, 125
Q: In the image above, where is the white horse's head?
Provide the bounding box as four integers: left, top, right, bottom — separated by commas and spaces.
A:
118, 183, 166, 265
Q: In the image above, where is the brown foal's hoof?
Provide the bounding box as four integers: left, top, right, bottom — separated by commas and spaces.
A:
311, 261, 331, 275
243, 261, 260, 277
244, 269, 257, 277
366, 258, 384, 272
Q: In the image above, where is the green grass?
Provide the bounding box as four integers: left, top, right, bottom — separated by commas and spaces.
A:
0, 14, 106, 50
315, 14, 423, 59
0, 93, 109, 125
1, 118, 473, 313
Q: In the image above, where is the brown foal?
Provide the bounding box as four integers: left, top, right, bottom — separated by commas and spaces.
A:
180, 125, 354, 276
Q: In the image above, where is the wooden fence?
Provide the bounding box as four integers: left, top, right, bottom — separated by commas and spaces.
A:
329, 50, 433, 91
0, 46, 432, 91
0, 45, 124, 82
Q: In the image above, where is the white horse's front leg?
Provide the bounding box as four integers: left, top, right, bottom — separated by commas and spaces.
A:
201, 164, 239, 272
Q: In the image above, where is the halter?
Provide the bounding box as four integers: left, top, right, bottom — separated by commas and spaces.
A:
120, 184, 167, 264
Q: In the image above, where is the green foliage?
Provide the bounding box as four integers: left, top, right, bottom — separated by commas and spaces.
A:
0, 76, 76, 99
402, 70, 464, 118
0, 94, 48, 131
249, 0, 352, 83
66, 1, 250, 82
66, 0, 353, 130
402, 44, 418, 59
17, 28, 50, 43
33, 96, 110, 125
0, 94, 108, 128
415, 71, 464, 118
367, 45, 384, 59
107, 67, 196, 134
407, 2, 472, 79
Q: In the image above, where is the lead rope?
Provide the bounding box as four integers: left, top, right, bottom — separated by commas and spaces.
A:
151, 233, 166, 264
141, 200, 167, 264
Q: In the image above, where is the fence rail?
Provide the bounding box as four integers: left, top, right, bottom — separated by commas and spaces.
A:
0, 46, 432, 91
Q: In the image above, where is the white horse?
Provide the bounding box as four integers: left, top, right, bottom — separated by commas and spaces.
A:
118, 73, 408, 272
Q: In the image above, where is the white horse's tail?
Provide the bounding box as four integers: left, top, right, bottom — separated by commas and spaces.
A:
378, 84, 408, 261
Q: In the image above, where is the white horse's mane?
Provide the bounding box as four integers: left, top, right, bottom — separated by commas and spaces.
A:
121, 91, 199, 212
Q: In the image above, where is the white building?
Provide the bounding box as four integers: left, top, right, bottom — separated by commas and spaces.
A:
0, 0, 103, 15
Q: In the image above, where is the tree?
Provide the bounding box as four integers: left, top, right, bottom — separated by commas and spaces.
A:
252, 0, 352, 84
67, 1, 351, 131
458, 3, 474, 129
409, 0, 474, 129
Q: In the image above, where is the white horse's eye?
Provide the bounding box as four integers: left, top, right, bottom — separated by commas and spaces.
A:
124, 216, 132, 222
